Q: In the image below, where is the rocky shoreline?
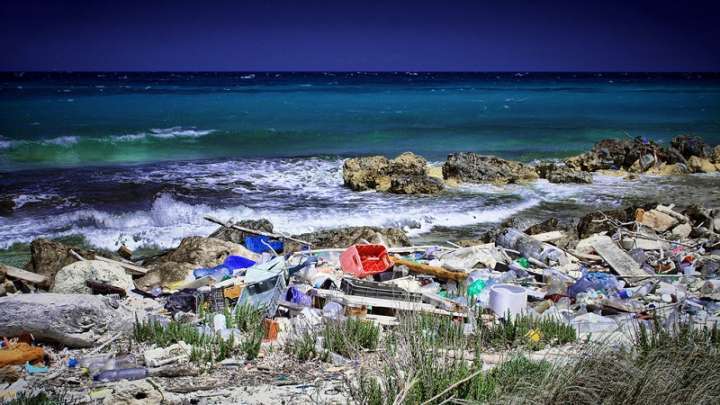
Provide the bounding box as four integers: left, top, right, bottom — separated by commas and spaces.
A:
343, 135, 720, 194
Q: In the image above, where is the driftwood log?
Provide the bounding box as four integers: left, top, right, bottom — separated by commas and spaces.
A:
0, 293, 134, 348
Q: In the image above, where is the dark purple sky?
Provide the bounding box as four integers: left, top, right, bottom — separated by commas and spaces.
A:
1, 0, 719, 71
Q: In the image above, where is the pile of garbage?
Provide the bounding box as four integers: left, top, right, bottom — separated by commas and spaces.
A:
1, 203, 720, 402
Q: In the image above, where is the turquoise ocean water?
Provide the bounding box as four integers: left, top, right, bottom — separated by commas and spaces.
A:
1, 72, 719, 253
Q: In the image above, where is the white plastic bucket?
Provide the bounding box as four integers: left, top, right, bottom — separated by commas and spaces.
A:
489, 284, 527, 318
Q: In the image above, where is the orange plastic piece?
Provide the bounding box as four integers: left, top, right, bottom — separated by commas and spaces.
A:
263, 319, 279, 341
0, 343, 45, 367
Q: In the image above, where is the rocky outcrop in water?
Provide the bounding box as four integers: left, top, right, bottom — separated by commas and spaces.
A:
342, 152, 443, 194
442, 153, 538, 184
535, 163, 593, 184
565, 136, 719, 175
284, 226, 411, 253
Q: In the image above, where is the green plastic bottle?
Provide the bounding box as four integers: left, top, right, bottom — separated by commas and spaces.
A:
467, 279, 486, 299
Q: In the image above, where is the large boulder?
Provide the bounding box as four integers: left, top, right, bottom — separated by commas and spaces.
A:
671, 135, 712, 159
536, 163, 592, 184
51, 260, 133, 295
343, 152, 443, 194
342, 155, 391, 192
565, 138, 665, 172
389, 175, 444, 194
284, 226, 411, 253
208, 218, 274, 244
24, 239, 95, 289
711, 146, 720, 164
146, 236, 260, 268
134, 262, 197, 291
687, 156, 717, 173
442, 153, 538, 184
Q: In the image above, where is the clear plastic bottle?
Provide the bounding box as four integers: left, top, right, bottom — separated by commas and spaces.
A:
93, 367, 148, 382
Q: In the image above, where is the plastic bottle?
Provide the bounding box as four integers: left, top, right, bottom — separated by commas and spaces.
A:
213, 314, 227, 332
93, 368, 148, 382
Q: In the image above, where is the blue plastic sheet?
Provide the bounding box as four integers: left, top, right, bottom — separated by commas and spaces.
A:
244, 235, 284, 253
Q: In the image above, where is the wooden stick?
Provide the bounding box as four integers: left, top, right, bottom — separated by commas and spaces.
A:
69, 249, 86, 261
0, 264, 47, 284
86, 279, 127, 297
94, 255, 148, 275
204, 215, 313, 246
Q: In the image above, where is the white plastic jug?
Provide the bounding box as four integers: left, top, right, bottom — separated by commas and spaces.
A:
489, 284, 527, 318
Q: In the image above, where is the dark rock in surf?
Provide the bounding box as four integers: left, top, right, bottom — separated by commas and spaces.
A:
0, 197, 14, 217
671, 135, 712, 159
442, 153, 538, 184
535, 163, 592, 184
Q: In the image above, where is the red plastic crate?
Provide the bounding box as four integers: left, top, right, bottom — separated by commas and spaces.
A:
340, 244, 392, 278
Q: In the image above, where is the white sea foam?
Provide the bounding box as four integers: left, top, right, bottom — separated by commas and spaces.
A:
42, 136, 79, 146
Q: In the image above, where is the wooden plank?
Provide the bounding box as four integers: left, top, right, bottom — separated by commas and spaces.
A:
313, 288, 466, 317
391, 257, 468, 281
0, 264, 47, 284
530, 231, 566, 243
591, 236, 651, 286
94, 255, 148, 275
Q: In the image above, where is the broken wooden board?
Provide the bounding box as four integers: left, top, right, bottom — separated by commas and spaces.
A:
94, 255, 148, 275
530, 231, 566, 243
591, 236, 651, 286
0, 264, 47, 285
391, 257, 468, 281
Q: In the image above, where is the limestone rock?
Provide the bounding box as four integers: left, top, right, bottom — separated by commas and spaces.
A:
388, 152, 427, 175
134, 262, 197, 290
51, 260, 133, 294
565, 138, 665, 172
671, 135, 711, 159
671, 223, 692, 239
145, 236, 260, 268
102, 380, 164, 405
284, 226, 410, 253
342, 152, 442, 194
388, 175, 444, 194
711, 145, 720, 164
635, 208, 678, 232
646, 163, 689, 176
536, 163, 592, 184
442, 153, 538, 184
524, 217, 560, 235
24, 239, 95, 289
342, 155, 391, 191
687, 156, 717, 173
209, 218, 274, 244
